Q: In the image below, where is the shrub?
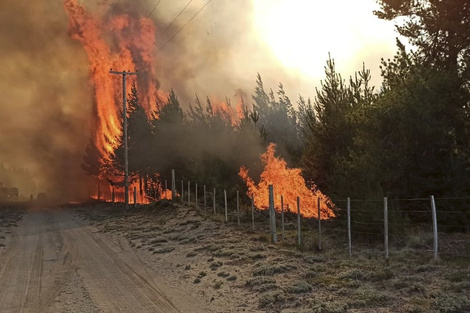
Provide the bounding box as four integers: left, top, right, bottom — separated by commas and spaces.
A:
285, 281, 312, 294
431, 294, 470, 313
310, 302, 348, 313
245, 276, 275, 288
259, 291, 286, 308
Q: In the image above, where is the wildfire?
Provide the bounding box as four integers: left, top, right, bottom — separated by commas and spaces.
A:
63, 0, 169, 204
63, 0, 165, 160
239, 143, 336, 219
208, 97, 246, 127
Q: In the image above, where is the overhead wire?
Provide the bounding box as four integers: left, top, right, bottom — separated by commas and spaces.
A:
158, 0, 212, 51
146, 0, 163, 19
157, 0, 193, 39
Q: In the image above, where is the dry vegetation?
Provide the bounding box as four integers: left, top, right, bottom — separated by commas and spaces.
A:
70, 200, 470, 313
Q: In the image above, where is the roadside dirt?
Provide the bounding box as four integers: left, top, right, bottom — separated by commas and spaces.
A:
1, 201, 469, 313
0, 204, 208, 313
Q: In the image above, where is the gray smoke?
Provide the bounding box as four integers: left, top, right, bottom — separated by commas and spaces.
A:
0, 0, 324, 201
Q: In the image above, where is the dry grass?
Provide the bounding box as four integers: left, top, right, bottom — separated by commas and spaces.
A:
71, 201, 470, 312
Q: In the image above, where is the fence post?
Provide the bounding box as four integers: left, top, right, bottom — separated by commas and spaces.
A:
347, 197, 352, 256
203, 185, 207, 213
281, 195, 285, 241
171, 169, 176, 200
268, 185, 277, 244
187, 181, 190, 204
112, 188, 115, 204
164, 179, 167, 197
181, 180, 184, 203
430, 195, 438, 261
213, 188, 216, 214
133, 186, 137, 206
384, 197, 389, 262
251, 196, 255, 231
195, 183, 198, 209
318, 197, 321, 251
224, 189, 228, 222
297, 196, 301, 246
237, 191, 240, 226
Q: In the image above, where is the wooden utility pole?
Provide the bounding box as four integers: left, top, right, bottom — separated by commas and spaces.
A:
109, 69, 138, 209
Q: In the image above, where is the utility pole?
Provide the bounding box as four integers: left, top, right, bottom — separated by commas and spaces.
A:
109, 69, 138, 209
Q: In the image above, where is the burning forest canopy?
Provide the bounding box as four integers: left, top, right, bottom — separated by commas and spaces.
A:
0, 0, 298, 201
3, 0, 469, 226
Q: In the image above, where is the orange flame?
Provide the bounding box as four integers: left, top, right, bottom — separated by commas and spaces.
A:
63, 0, 171, 204
239, 143, 336, 219
209, 97, 245, 127
63, 0, 165, 161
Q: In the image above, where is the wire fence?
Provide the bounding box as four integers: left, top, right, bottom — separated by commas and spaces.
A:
111, 170, 470, 261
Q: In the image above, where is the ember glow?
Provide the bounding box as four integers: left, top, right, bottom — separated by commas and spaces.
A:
63, 0, 168, 202
209, 97, 245, 127
239, 143, 336, 219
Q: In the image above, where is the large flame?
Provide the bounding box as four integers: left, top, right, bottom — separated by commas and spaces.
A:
239, 143, 336, 219
63, 0, 165, 160
63, 0, 169, 203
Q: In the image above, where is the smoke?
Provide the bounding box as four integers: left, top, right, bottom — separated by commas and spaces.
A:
0, 0, 92, 200
152, 0, 290, 105
0, 0, 388, 201
0, 0, 285, 201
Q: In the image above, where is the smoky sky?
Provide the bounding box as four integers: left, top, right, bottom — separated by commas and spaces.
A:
0, 0, 384, 201
0, 0, 282, 201
0, 0, 93, 200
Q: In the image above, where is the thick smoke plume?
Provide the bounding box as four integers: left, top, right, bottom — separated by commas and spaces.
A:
0, 0, 288, 201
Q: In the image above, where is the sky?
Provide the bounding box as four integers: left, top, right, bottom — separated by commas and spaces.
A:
0, 0, 401, 199
154, 0, 400, 102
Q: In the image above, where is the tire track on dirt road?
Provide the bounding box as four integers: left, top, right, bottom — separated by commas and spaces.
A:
0, 207, 191, 313
0, 209, 75, 313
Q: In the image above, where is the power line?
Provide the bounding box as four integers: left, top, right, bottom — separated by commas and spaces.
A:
146, 0, 162, 19
157, 0, 193, 39
158, 0, 212, 51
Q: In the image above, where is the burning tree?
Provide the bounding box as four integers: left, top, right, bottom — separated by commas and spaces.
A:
64, 0, 167, 202
239, 143, 336, 219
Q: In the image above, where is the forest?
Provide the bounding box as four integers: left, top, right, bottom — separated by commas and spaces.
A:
82, 0, 470, 228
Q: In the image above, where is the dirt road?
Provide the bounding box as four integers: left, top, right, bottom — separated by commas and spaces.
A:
0, 207, 202, 313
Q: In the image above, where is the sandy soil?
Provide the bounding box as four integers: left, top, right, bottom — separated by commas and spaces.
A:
0, 205, 208, 313
1, 201, 469, 313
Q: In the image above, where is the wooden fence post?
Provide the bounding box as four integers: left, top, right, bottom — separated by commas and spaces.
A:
224, 189, 228, 222
384, 197, 389, 262
297, 196, 301, 246
181, 180, 184, 203
187, 181, 190, 204
195, 183, 198, 209
213, 188, 216, 214
203, 185, 207, 213
237, 191, 240, 226
318, 197, 321, 251
133, 186, 137, 206
347, 197, 352, 256
251, 196, 255, 231
171, 169, 175, 200
269, 185, 277, 244
430, 195, 438, 261
281, 195, 285, 241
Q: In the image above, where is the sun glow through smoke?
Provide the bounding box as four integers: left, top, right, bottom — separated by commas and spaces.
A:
253, 0, 397, 81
